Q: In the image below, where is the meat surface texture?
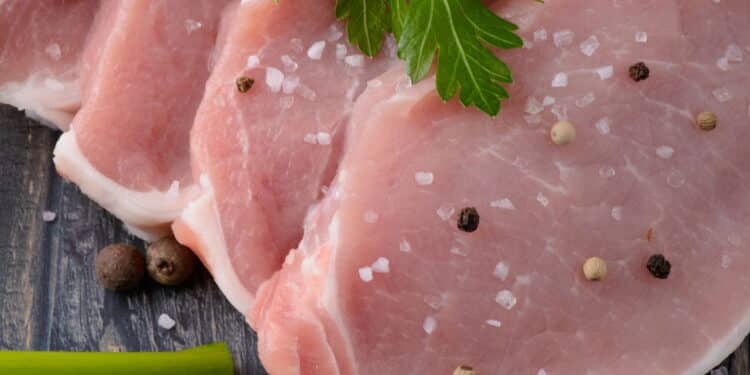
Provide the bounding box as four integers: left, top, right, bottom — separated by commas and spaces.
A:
53, 0, 230, 239
0, 0, 99, 129
173, 0, 393, 313
251, 1, 750, 374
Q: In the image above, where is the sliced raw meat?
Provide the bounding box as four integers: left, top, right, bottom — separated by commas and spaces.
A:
0, 0, 99, 129
173, 0, 394, 312
251, 1, 750, 374
53, 0, 231, 239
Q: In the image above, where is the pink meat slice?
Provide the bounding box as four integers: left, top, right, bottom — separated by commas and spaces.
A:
0, 0, 99, 129
53, 0, 231, 239
251, 0, 750, 374
173, 0, 394, 312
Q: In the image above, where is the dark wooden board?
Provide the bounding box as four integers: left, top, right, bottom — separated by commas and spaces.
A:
0, 104, 266, 374
0, 102, 745, 375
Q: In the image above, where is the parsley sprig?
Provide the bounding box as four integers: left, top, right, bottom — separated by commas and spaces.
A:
336, 0, 524, 116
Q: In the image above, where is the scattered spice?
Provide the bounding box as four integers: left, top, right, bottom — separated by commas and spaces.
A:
457, 207, 480, 232
453, 365, 477, 375
95, 243, 146, 291
235, 76, 255, 93
646, 254, 671, 279
550, 121, 576, 145
582, 257, 607, 281
646, 228, 654, 242
628, 62, 650, 81
695, 111, 717, 131
147, 237, 198, 286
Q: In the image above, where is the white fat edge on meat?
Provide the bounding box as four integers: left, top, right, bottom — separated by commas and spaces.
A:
0, 70, 82, 130
178, 176, 254, 312
52, 131, 196, 239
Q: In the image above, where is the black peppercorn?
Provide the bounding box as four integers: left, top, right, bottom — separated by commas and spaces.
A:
629, 62, 650, 82
646, 254, 671, 279
236, 76, 255, 93
457, 207, 480, 232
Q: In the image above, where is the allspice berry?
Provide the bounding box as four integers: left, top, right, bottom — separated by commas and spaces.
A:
646, 254, 671, 279
695, 111, 717, 131
628, 62, 650, 82
550, 121, 576, 145
582, 257, 607, 281
453, 365, 477, 375
147, 237, 198, 286
95, 243, 146, 291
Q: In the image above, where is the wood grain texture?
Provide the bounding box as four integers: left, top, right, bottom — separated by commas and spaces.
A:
0, 102, 746, 375
0, 105, 266, 375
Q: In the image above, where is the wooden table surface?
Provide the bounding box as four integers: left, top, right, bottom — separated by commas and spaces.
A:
0, 103, 746, 375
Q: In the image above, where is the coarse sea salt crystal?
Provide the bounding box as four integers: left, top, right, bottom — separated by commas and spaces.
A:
579, 35, 600, 56
336, 43, 347, 60
327, 25, 343, 42
247, 55, 260, 69
265, 67, 284, 92
717, 57, 730, 71
595, 117, 611, 135
553, 30, 575, 48
490, 198, 515, 210
42, 210, 57, 222
575, 92, 595, 108
713, 87, 733, 102
45, 43, 61, 60
493, 262, 509, 280
533, 28, 547, 41
423, 316, 437, 334
525, 97, 544, 115
399, 239, 412, 253
184, 19, 202, 33
316, 132, 332, 145
358, 266, 374, 282
611, 206, 623, 221
538, 369, 548, 375
415, 171, 434, 186
436, 206, 455, 221
542, 96, 555, 106
495, 290, 517, 310
307, 40, 326, 60
656, 145, 674, 159
598, 166, 616, 178
536, 192, 550, 207
551, 73, 568, 88
551, 104, 567, 121
345, 54, 365, 67
635, 31, 648, 43
486, 319, 502, 328
282, 75, 300, 94
158, 314, 176, 330
596, 65, 614, 80
371, 257, 390, 273
290, 38, 304, 53
363, 210, 379, 223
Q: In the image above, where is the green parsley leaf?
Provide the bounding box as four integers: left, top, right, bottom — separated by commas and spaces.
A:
336, 0, 525, 116
336, 0, 392, 57
399, 0, 522, 116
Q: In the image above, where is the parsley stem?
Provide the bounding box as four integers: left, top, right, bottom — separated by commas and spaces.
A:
0, 342, 234, 374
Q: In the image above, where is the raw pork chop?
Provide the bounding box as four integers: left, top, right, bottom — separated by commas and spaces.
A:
53, 0, 231, 239
0, 0, 99, 129
251, 0, 750, 374
173, 0, 393, 312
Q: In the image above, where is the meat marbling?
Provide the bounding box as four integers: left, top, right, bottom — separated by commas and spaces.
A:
250, 0, 750, 374
173, 0, 394, 312
0, 0, 99, 129
53, 0, 230, 239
